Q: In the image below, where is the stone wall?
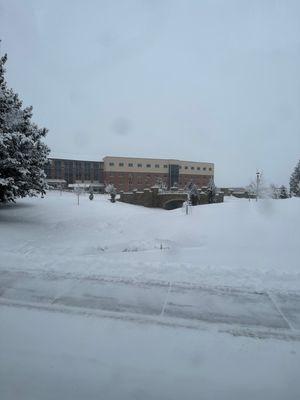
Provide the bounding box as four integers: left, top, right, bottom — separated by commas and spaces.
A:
119, 187, 224, 209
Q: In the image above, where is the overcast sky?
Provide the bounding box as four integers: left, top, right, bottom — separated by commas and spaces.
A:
0, 0, 299, 186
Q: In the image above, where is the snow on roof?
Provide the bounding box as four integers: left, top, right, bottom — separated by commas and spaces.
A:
46, 179, 67, 183
68, 183, 105, 188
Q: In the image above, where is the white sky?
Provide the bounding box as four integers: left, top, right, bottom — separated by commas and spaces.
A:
1, 0, 299, 186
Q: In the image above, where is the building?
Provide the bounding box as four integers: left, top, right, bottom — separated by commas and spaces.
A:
45, 158, 104, 189
103, 156, 214, 192
45, 156, 214, 193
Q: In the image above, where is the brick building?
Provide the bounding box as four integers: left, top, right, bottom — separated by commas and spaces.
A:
45, 156, 214, 192
103, 156, 214, 192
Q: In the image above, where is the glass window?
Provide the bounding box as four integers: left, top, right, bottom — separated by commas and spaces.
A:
197, 167, 200, 170
203, 167, 207, 171
138, 163, 142, 168
164, 165, 168, 168
155, 164, 159, 168
109, 162, 114, 166
119, 162, 124, 167
184, 166, 188, 170
146, 164, 151, 168
191, 166, 195, 170
209, 167, 212, 171
128, 163, 133, 167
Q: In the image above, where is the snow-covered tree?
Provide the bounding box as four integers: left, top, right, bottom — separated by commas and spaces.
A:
186, 181, 198, 205
0, 52, 49, 202
105, 183, 117, 202
279, 185, 289, 199
246, 173, 271, 199
207, 177, 216, 204
270, 184, 279, 199
290, 159, 300, 197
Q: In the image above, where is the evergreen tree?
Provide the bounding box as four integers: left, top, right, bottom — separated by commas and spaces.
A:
207, 177, 216, 204
279, 185, 288, 199
0, 51, 49, 202
290, 159, 300, 197
187, 181, 198, 206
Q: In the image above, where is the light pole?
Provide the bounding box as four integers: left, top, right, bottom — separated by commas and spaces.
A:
256, 171, 260, 201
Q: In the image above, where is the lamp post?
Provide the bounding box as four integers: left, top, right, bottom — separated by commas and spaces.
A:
256, 171, 260, 201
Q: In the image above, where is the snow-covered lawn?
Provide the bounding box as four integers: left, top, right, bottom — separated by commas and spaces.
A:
0, 191, 299, 291
1, 192, 300, 400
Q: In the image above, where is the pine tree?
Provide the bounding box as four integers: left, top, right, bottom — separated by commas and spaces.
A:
0, 51, 50, 202
207, 177, 216, 204
290, 160, 300, 197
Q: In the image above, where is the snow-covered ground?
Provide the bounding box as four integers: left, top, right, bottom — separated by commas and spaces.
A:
1, 192, 300, 399
0, 191, 299, 291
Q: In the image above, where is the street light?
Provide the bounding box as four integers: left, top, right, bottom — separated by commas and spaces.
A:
256, 171, 261, 201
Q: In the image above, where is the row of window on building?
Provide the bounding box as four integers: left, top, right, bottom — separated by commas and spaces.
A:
108, 162, 212, 171
108, 174, 206, 184
45, 160, 101, 182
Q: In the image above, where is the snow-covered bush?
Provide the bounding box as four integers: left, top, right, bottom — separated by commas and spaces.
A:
105, 184, 117, 202
279, 185, 289, 199
0, 52, 49, 202
105, 184, 116, 195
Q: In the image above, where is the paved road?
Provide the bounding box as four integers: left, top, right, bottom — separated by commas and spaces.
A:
1, 269, 300, 338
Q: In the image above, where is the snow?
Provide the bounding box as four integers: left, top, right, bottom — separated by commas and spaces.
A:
0, 191, 299, 292
1, 192, 300, 399
1, 305, 300, 400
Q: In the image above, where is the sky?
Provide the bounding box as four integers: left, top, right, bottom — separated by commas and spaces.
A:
0, 0, 299, 186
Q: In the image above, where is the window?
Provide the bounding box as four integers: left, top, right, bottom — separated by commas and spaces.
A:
209, 167, 212, 171
191, 166, 195, 170
203, 167, 207, 171
197, 167, 200, 170
75, 161, 82, 180
146, 164, 151, 168
119, 162, 124, 167
184, 166, 188, 170
138, 163, 142, 168
179, 166, 182, 169
109, 162, 114, 166
84, 162, 91, 180
164, 165, 168, 169
128, 163, 133, 167
155, 164, 159, 168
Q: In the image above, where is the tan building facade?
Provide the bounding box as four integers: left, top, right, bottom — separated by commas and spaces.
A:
103, 156, 214, 192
